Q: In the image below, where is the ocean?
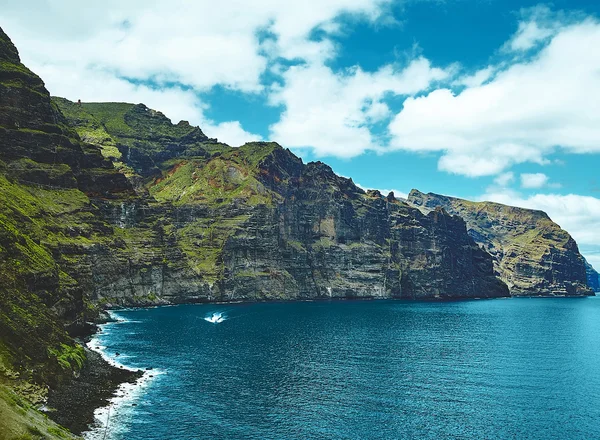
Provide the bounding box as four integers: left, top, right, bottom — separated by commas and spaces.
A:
84, 297, 600, 439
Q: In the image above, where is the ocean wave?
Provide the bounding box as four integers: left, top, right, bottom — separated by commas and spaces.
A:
83, 311, 164, 440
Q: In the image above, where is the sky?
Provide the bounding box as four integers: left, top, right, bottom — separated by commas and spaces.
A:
1, 0, 599, 270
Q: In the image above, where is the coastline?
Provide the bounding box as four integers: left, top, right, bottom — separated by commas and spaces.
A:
49, 294, 598, 437
80, 312, 164, 440
46, 312, 145, 437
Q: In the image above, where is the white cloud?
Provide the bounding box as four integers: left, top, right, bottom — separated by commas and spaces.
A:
205, 121, 262, 148
505, 5, 565, 52
388, 16, 600, 177
494, 172, 515, 187
3, 0, 393, 92
509, 21, 555, 51
269, 57, 451, 157
454, 67, 494, 88
480, 191, 600, 270
1, 0, 394, 144
520, 173, 548, 189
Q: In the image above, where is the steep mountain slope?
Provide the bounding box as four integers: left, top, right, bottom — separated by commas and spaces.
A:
0, 27, 139, 437
407, 190, 592, 296
586, 259, 600, 292
54, 98, 508, 302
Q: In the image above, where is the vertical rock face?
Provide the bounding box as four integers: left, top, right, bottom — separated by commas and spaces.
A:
210, 158, 508, 301
0, 26, 140, 436
407, 190, 593, 296
586, 260, 600, 292
48, 98, 509, 303
75, 145, 508, 304
0, 30, 132, 196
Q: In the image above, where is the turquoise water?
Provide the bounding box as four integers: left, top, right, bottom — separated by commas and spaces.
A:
89, 298, 600, 439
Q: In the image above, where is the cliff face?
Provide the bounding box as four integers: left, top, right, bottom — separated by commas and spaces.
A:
586, 260, 600, 292
49, 139, 509, 304
48, 97, 509, 303
407, 190, 592, 296
0, 27, 139, 437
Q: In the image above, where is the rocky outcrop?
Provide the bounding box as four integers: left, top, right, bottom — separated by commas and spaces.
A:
586, 259, 600, 292
407, 190, 592, 296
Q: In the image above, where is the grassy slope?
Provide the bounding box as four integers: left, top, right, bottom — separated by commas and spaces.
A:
0, 175, 89, 437
53, 100, 288, 284
438, 198, 571, 259
0, 386, 77, 440
1, 29, 120, 437
148, 143, 283, 281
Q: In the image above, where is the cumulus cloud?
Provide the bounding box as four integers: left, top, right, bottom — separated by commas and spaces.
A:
494, 172, 515, 187
454, 67, 494, 88
206, 121, 262, 148
505, 6, 560, 52
269, 57, 451, 157
520, 173, 549, 189
1, 0, 393, 143
388, 14, 600, 177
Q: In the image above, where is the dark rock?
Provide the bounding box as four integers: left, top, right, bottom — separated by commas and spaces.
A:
585, 259, 600, 292
47, 348, 141, 435
407, 189, 593, 296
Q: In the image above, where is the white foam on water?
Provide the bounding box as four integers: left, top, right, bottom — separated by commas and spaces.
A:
204, 311, 226, 323
82, 311, 164, 440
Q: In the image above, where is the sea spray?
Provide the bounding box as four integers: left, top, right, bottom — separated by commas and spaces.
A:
82, 312, 164, 440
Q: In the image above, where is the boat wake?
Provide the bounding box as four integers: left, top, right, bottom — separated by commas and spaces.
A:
204, 312, 226, 324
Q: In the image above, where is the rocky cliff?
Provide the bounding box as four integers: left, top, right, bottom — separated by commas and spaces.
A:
586, 259, 600, 292
0, 27, 139, 438
50, 102, 510, 303
407, 190, 592, 296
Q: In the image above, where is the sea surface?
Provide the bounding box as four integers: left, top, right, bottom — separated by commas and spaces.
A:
85, 297, 600, 439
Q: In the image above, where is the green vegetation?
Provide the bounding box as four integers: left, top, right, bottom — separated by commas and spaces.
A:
286, 240, 306, 253
47, 344, 85, 371
149, 157, 276, 207
51, 98, 121, 159
79, 102, 136, 138
56, 99, 198, 150
226, 142, 281, 168
0, 384, 77, 439
177, 215, 250, 282
311, 237, 335, 250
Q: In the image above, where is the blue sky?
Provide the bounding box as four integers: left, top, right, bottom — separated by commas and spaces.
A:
1, 0, 600, 269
